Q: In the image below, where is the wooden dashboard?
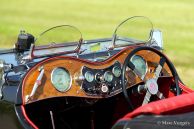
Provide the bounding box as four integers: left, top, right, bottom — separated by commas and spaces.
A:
22, 46, 172, 104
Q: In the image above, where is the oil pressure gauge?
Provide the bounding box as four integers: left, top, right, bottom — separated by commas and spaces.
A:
84, 71, 94, 82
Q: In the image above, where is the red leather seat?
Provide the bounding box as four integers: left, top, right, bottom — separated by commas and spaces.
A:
120, 91, 194, 121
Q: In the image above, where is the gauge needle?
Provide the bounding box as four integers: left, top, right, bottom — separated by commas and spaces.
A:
58, 78, 62, 82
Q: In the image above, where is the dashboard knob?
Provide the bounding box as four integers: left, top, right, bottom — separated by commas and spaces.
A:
101, 84, 109, 93
95, 73, 104, 82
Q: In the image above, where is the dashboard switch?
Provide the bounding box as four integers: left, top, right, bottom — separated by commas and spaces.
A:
101, 84, 109, 93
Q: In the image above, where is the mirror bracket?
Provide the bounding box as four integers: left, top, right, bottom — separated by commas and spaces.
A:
21, 44, 35, 64
149, 29, 163, 50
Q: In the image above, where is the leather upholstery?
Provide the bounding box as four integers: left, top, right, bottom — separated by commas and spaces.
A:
120, 91, 194, 121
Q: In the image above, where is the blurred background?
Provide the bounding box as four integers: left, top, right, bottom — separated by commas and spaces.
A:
0, 0, 194, 88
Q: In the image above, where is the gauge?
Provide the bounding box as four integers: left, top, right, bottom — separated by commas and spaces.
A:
104, 71, 114, 82
131, 55, 147, 76
85, 71, 94, 82
112, 66, 121, 77
51, 67, 71, 92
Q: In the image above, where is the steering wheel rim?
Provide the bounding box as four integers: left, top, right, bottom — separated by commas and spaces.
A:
121, 46, 181, 109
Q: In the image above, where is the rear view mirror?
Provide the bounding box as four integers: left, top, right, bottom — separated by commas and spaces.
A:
150, 29, 163, 49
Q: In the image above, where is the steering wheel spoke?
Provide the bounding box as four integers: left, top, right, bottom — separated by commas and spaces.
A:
154, 57, 166, 81
142, 91, 152, 105
156, 91, 165, 99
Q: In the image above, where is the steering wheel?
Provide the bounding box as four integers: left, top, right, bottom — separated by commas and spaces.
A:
121, 46, 181, 109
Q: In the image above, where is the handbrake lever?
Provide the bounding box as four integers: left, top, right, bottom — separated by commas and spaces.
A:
25, 66, 44, 103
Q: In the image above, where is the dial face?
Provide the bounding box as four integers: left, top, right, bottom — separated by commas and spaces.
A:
112, 66, 121, 77
131, 55, 147, 76
51, 68, 71, 92
104, 71, 114, 82
85, 71, 94, 82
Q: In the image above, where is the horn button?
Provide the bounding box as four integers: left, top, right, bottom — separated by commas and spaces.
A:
146, 79, 158, 95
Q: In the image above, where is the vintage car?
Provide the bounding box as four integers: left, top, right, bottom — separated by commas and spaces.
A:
0, 16, 193, 129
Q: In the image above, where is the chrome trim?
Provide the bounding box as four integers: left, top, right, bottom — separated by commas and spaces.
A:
0, 60, 5, 99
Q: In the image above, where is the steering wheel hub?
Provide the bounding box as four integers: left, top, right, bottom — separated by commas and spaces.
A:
146, 79, 158, 95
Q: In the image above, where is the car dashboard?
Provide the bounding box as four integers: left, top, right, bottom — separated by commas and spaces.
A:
22, 45, 171, 105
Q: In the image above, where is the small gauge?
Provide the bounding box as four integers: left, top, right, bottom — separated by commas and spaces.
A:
104, 71, 114, 82
85, 71, 94, 82
51, 67, 71, 92
112, 66, 121, 77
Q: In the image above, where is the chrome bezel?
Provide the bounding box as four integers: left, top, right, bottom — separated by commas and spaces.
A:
112, 66, 121, 77
84, 71, 94, 82
104, 71, 114, 82
130, 55, 148, 77
51, 67, 72, 92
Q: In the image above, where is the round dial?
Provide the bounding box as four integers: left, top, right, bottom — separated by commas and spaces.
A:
85, 71, 94, 82
104, 71, 114, 82
131, 55, 147, 76
112, 66, 121, 77
51, 67, 71, 92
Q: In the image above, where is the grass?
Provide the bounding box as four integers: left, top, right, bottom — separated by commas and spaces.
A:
0, 0, 194, 89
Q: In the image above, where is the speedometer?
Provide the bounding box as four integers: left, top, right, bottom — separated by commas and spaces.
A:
51, 67, 71, 92
131, 55, 147, 76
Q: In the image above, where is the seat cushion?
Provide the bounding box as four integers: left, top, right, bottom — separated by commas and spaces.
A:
112, 111, 194, 129
120, 91, 194, 121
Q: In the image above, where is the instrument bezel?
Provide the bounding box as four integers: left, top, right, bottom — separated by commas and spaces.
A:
51, 67, 72, 92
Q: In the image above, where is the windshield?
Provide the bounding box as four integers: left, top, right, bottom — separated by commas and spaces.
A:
33, 25, 82, 57
0, 16, 154, 57
34, 16, 153, 55
112, 16, 153, 48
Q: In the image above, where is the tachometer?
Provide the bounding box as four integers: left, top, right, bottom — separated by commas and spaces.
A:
51, 67, 71, 92
131, 55, 147, 76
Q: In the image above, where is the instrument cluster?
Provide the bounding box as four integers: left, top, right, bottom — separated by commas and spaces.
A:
81, 61, 122, 96
49, 55, 148, 98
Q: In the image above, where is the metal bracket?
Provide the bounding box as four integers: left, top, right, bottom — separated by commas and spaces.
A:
0, 76, 4, 99
21, 44, 35, 64
0, 60, 13, 100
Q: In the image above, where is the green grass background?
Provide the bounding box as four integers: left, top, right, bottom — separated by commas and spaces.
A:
0, 0, 194, 89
